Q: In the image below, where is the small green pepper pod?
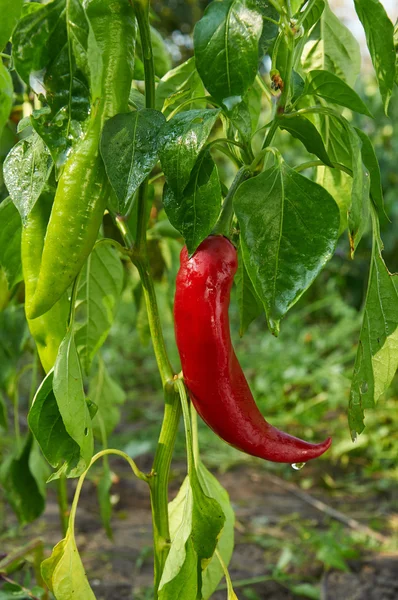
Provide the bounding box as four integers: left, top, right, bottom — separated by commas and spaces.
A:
22, 192, 69, 372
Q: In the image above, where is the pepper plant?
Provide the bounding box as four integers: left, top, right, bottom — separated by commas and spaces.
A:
0, 0, 397, 598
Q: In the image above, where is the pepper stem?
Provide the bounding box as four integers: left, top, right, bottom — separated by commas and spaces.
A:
212, 167, 252, 238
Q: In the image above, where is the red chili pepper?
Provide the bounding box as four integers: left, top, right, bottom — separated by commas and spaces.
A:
174, 235, 332, 464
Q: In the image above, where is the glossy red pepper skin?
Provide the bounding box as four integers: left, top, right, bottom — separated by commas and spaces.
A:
174, 235, 332, 464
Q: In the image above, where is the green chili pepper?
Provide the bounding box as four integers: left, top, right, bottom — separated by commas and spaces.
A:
27, 0, 136, 319
22, 192, 69, 373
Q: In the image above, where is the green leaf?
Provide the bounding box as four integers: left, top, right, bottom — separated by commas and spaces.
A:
0, 197, 22, 289
75, 243, 124, 374
161, 467, 226, 599
0, 0, 23, 51
160, 481, 198, 599
156, 58, 205, 115
89, 357, 126, 439
163, 149, 221, 254
234, 159, 340, 334
0, 391, 7, 430
302, 3, 361, 87
278, 114, 333, 166
41, 529, 96, 599
0, 434, 47, 525
222, 99, 253, 144
12, 0, 66, 85
198, 463, 234, 600
257, 1, 279, 56
354, 128, 385, 218
235, 246, 263, 337
28, 371, 85, 479
300, 0, 325, 32
3, 133, 53, 220
349, 231, 398, 437
53, 329, 94, 471
0, 62, 13, 138
353, 0, 396, 114
304, 70, 372, 117
315, 113, 371, 248
159, 108, 220, 198
347, 125, 370, 256
194, 0, 263, 103
100, 109, 166, 214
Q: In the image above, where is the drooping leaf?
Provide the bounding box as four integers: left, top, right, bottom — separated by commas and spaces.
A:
89, 357, 126, 439
161, 466, 226, 599
198, 463, 234, 600
353, 0, 395, 114
156, 57, 206, 115
193, 0, 263, 103
302, 3, 361, 87
0, 434, 47, 525
234, 159, 340, 334
0, 0, 23, 51
235, 246, 263, 337
75, 243, 124, 374
0, 197, 22, 288
277, 114, 333, 166
28, 371, 85, 479
160, 109, 220, 198
100, 109, 166, 214
349, 229, 398, 436
354, 128, 385, 218
0, 62, 13, 137
159, 482, 198, 599
346, 124, 370, 256
163, 149, 221, 254
53, 329, 94, 471
304, 70, 372, 117
41, 529, 96, 599
3, 133, 53, 220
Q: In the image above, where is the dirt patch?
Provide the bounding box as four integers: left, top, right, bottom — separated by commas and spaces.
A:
1, 462, 397, 599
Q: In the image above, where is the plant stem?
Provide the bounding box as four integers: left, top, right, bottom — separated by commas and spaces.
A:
149, 381, 181, 590
131, 0, 156, 110
294, 160, 353, 177
123, 4, 181, 594
56, 476, 69, 537
262, 119, 279, 150
212, 167, 252, 237
278, 33, 295, 112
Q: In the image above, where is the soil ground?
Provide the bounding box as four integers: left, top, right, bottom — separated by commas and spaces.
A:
1, 457, 397, 599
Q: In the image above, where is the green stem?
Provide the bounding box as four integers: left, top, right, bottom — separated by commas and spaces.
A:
12, 386, 21, 453
278, 33, 295, 112
262, 119, 279, 150
212, 167, 252, 237
294, 160, 353, 177
131, 0, 155, 110
135, 259, 173, 385
190, 404, 199, 468
69, 449, 148, 538
56, 476, 69, 537
175, 379, 195, 476
167, 96, 218, 120
149, 381, 181, 590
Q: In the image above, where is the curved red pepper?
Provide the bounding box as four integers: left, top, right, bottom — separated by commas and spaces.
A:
174, 235, 332, 464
